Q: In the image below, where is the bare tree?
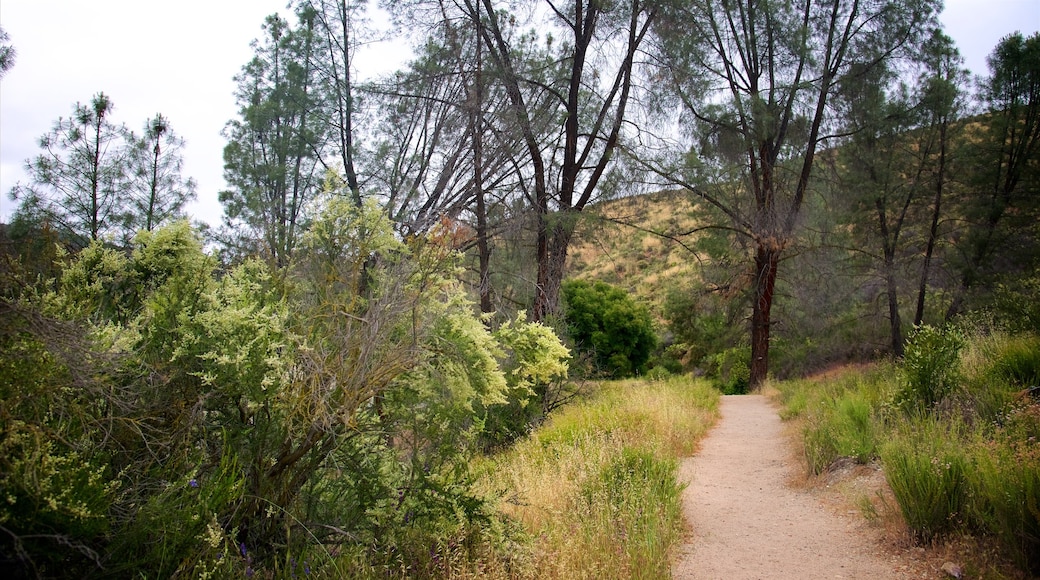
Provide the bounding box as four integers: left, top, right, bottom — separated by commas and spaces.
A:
299, 0, 369, 205
456, 0, 658, 322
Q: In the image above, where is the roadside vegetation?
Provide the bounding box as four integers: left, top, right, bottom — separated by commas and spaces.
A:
774, 325, 1040, 577
471, 376, 719, 579
2, 0, 1037, 576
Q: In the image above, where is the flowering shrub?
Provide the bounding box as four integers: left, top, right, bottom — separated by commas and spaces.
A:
0, 203, 569, 576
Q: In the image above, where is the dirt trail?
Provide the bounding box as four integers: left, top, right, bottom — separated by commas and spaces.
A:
672, 395, 919, 579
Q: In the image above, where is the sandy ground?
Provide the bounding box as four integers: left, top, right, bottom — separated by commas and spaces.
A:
671, 395, 925, 580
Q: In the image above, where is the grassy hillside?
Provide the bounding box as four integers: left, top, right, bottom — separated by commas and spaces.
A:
567, 190, 708, 311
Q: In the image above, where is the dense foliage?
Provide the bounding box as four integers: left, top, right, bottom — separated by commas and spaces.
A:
562, 279, 657, 378
0, 204, 569, 577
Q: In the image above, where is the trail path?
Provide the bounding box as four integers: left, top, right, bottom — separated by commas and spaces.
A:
672, 395, 919, 579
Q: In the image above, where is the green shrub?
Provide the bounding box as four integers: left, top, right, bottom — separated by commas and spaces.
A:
480, 312, 572, 449
562, 279, 658, 378
2, 209, 561, 576
995, 275, 1040, 334
705, 346, 751, 394
899, 325, 965, 410
661, 283, 741, 371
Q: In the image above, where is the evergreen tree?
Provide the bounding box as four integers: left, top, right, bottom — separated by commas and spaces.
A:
220, 11, 328, 267
948, 31, 1040, 317
9, 93, 128, 247
126, 114, 197, 233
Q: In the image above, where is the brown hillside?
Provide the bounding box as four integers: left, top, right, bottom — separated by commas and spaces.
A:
567, 190, 707, 309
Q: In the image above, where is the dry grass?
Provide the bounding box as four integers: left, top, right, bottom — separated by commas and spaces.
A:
471, 376, 719, 579
567, 191, 708, 309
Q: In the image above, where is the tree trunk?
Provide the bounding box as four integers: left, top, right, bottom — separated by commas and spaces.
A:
916, 121, 946, 326
473, 23, 493, 314
749, 241, 780, 389
885, 260, 905, 357
536, 216, 576, 323
875, 197, 905, 356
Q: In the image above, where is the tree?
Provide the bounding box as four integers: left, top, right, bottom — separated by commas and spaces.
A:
947, 31, 1040, 318
455, 0, 657, 322
563, 279, 657, 377
298, 0, 369, 205
647, 0, 936, 387
835, 62, 917, 356
834, 29, 969, 356
911, 30, 971, 326
9, 93, 128, 247
221, 11, 328, 267
0, 26, 15, 79
367, 36, 477, 232
126, 114, 197, 232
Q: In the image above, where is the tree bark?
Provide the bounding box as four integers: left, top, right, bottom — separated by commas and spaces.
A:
750, 242, 780, 389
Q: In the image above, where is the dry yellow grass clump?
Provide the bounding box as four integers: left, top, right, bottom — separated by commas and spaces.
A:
472, 376, 719, 579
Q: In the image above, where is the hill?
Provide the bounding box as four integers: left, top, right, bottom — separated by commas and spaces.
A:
566, 190, 710, 312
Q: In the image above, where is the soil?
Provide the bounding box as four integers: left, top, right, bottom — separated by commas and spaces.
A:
671, 394, 936, 580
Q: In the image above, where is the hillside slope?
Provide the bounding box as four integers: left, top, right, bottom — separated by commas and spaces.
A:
567, 190, 709, 310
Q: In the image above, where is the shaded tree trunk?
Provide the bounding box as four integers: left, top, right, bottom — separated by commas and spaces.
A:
750, 243, 780, 386
916, 121, 946, 326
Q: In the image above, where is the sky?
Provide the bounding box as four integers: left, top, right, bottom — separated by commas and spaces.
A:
1, 0, 1039, 227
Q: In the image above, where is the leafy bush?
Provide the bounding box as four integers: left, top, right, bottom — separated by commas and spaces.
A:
562, 279, 657, 378
704, 346, 751, 394
480, 312, 572, 449
0, 204, 570, 577
995, 275, 1040, 334
661, 282, 742, 371
899, 325, 964, 410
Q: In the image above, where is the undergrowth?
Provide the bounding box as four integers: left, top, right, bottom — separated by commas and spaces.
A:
473, 375, 719, 579
774, 329, 1040, 577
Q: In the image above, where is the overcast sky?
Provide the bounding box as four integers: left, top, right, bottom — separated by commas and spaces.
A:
2, 0, 1039, 227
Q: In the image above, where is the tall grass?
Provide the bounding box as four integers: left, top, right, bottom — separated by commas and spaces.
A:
968, 403, 1040, 573
775, 364, 895, 475
879, 417, 969, 541
473, 375, 719, 579
774, 331, 1040, 577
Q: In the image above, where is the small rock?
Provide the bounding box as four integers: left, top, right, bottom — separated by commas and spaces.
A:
941, 562, 963, 579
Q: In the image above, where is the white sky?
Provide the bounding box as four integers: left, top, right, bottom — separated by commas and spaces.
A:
1, 0, 1038, 227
